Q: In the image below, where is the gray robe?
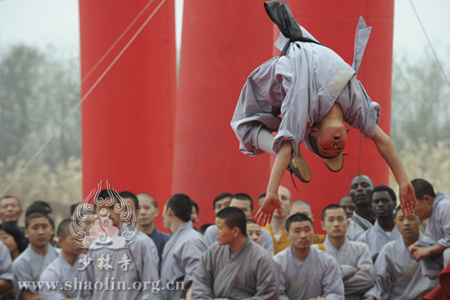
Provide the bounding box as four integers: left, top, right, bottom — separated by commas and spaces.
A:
138, 231, 160, 272
315, 237, 374, 300
274, 246, 344, 300
160, 221, 207, 300
357, 220, 401, 262
77, 226, 160, 300
426, 191, 450, 266
364, 234, 438, 300
231, 17, 379, 158
0, 242, 14, 299
148, 226, 170, 264
346, 212, 373, 241
40, 254, 85, 300
192, 237, 279, 299
12, 243, 60, 299
204, 224, 274, 256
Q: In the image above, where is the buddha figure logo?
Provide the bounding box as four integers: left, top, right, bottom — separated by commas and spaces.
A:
70, 181, 138, 250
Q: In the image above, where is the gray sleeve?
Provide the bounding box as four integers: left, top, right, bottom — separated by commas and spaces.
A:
182, 238, 208, 286
340, 264, 355, 280
271, 56, 309, 158
191, 252, 216, 300
363, 247, 392, 300
436, 204, 450, 248
136, 240, 160, 300
39, 268, 65, 300
0, 244, 13, 282
322, 257, 345, 300
12, 256, 36, 298
273, 256, 290, 300
417, 235, 444, 279
249, 254, 279, 300
261, 230, 275, 256
343, 243, 374, 295
143, 235, 160, 279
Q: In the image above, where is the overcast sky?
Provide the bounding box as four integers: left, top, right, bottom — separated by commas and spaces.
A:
0, 0, 449, 62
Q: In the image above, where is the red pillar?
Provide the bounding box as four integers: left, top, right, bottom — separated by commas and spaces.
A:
79, 0, 176, 217
277, 0, 394, 233
173, 0, 274, 221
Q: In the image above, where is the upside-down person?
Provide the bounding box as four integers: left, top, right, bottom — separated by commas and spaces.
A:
230, 0, 416, 225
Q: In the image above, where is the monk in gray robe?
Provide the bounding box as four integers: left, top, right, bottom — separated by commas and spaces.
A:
363, 208, 438, 300
120, 191, 160, 272
231, 0, 416, 226
77, 189, 160, 300
357, 185, 400, 262
204, 193, 274, 255
346, 175, 374, 241
192, 207, 279, 299
410, 179, 450, 267
40, 219, 84, 300
315, 204, 374, 300
136, 193, 170, 265
160, 194, 207, 300
274, 213, 344, 300
12, 212, 60, 300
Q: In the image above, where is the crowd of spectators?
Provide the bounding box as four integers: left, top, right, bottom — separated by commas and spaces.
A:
0, 176, 449, 299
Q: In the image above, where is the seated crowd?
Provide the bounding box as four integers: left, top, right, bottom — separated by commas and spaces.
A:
0, 176, 449, 300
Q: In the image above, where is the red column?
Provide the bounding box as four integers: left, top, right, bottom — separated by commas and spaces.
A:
278, 0, 394, 233
173, 0, 274, 221
79, 0, 176, 217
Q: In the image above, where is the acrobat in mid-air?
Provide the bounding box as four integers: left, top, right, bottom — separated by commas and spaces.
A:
230, 0, 417, 224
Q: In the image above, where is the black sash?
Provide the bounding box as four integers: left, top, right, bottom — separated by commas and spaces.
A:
264, 0, 323, 56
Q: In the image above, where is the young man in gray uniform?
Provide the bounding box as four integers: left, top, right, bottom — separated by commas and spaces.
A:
230, 0, 416, 224
12, 212, 60, 300
274, 213, 344, 300
77, 189, 160, 300
192, 207, 279, 299
160, 194, 207, 300
316, 204, 374, 300
357, 185, 401, 262
364, 207, 438, 300
410, 179, 450, 268
203, 193, 275, 255
347, 174, 374, 240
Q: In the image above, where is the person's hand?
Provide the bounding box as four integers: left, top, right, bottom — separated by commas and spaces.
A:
408, 243, 420, 255
399, 180, 417, 216
411, 246, 430, 262
353, 267, 359, 275
364, 296, 376, 300
255, 192, 281, 226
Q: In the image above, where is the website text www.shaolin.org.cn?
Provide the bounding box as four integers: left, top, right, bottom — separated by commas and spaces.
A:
18, 278, 185, 293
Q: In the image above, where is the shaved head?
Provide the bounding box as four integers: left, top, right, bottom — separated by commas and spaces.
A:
291, 200, 311, 210
350, 174, 374, 208
290, 200, 313, 221
57, 219, 74, 239
137, 193, 157, 207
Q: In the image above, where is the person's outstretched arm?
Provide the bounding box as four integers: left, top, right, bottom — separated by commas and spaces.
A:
372, 125, 417, 215
255, 140, 292, 225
